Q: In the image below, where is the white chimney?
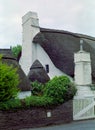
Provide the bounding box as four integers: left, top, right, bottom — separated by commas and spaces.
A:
20, 11, 40, 75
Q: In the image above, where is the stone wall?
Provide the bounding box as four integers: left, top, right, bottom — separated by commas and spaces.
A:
0, 100, 73, 130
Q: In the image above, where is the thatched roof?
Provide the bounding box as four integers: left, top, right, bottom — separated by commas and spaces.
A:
33, 28, 95, 81
0, 49, 31, 91
0, 49, 15, 59
28, 60, 50, 83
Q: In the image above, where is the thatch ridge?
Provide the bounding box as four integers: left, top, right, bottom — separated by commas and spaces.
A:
40, 28, 95, 41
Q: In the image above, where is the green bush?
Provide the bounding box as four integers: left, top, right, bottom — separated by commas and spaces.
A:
25, 96, 53, 107
0, 99, 22, 110
44, 76, 76, 104
0, 56, 20, 102
62, 82, 77, 101
0, 73, 77, 110
31, 81, 45, 96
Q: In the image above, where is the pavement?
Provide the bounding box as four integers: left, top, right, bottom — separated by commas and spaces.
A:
20, 119, 95, 130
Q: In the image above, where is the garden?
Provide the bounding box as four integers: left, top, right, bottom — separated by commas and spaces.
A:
0, 53, 77, 110
0, 53, 77, 129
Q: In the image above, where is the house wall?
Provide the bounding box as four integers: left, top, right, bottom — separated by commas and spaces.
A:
17, 91, 31, 99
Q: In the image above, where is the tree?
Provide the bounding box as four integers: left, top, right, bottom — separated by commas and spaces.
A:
11, 45, 22, 58
0, 55, 20, 102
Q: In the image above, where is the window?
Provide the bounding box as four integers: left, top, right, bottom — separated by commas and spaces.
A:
45, 64, 49, 73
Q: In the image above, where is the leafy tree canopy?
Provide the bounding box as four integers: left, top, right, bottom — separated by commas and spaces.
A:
11, 44, 22, 58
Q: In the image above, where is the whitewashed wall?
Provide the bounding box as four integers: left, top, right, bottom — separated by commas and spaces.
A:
35, 43, 71, 79
17, 91, 31, 99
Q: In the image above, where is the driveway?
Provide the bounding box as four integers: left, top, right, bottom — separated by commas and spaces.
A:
21, 119, 95, 130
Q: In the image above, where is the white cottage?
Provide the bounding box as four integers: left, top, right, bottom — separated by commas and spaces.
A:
0, 11, 95, 118
20, 11, 95, 84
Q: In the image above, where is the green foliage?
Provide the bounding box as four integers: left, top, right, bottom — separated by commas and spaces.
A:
0, 57, 20, 102
11, 44, 22, 58
31, 81, 44, 96
0, 99, 22, 110
25, 96, 53, 107
0, 74, 77, 110
44, 76, 76, 104
28, 76, 77, 107
62, 82, 77, 101
0, 96, 53, 110
0, 54, 3, 60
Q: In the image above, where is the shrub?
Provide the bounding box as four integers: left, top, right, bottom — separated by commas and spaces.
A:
0, 56, 20, 102
0, 73, 76, 110
25, 96, 53, 107
31, 81, 45, 96
0, 99, 22, 110
44, 76, 76, 104
62, 82, 77, 101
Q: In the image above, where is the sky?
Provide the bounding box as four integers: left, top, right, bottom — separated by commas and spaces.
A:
0, 0, 95, 48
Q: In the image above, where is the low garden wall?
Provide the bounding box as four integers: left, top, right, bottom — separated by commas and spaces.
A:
0, 100, 73, 130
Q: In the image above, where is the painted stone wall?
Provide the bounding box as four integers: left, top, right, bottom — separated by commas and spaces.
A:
0, 100, 72, 130
36, 44, 66, 79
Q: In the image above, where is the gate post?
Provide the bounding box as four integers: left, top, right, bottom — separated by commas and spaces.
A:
73, 39, 95, 120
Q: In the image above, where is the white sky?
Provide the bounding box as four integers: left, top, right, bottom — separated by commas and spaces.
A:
0, 0, 95, 48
